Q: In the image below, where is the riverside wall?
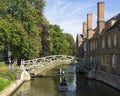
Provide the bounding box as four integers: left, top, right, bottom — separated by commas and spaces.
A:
76, 62, 120, 90
96, 71, 120, 90
0, 80, 24, 96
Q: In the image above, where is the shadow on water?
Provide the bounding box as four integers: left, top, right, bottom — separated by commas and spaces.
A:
76, 73, 120, 96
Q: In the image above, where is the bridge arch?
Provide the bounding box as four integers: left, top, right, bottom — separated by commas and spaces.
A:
21, 55, 75, 72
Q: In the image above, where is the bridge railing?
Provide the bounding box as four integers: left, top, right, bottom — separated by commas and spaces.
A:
20, 55, 75, 71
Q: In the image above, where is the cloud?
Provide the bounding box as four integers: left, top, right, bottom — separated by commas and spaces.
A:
44, 0, 119, 40
44, 0, 95, 40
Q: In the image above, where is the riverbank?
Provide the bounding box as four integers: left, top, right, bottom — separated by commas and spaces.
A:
96, 71, 120, 90
12, 64, 76, 96
0, 63, 68, 96
76, 62, 120, 91
0, 80, 23, 96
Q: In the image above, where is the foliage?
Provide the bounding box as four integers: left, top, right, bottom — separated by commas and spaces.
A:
63, 33, 75, 55
0, 62, 6, 67
0, 0, 75, 92
49, 24, 75, 55
0, 68, 16, 80
0, 62, 16, 91
0, 77, 12, 91
0, 0, 49, 60
0, 0, 74, 62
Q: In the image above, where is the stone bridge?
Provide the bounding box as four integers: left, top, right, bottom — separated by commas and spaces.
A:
21, 55, 75, 72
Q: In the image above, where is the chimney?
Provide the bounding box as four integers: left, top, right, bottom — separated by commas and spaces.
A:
87, 13, 93, 39
97, 2, 105, 34
83, 21, 87, 38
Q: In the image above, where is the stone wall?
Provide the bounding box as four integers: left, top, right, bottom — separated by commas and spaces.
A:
0, 80, 23, 96
96, 71, 120, 90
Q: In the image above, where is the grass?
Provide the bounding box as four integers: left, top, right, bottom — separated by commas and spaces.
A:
0, 62, 19, 92
0, 77, 12, 91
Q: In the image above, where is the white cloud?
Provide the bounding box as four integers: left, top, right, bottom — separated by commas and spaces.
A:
44, 0, 119, 40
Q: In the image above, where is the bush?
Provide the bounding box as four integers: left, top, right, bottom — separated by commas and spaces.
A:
0, 62, 6, 67
0, 62, 20, 91
0, 67, 7, 72
0, 62, 17, 80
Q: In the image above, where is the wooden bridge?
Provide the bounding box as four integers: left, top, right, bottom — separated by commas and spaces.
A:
20, 55, 75, 72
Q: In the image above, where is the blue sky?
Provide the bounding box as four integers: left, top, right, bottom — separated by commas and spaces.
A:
44, 0, 120, 40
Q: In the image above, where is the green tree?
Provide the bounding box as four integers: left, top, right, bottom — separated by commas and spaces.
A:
63, 33, 75, 55
49, 24, 75, 55
0, 0, 49, 61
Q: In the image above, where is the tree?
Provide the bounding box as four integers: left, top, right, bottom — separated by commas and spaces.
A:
49, 24, 75, 55
0, 0, 48, 62
63, 33, 75, 55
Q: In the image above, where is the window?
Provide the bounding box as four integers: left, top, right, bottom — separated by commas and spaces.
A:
114, 34, 117, 47
95, 40, 97, 49
112, 55, 117, 67
101, 56, 105, 65
93, 41, 95, 50
102, 56, 107, 65
90, 41, 92, 51
90, 56, 93, 61
108, 35, 111, 47
84, 42, 87, 52
102, 37, 105, 48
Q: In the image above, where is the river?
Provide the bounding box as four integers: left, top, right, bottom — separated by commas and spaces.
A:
12, 64, 120, 96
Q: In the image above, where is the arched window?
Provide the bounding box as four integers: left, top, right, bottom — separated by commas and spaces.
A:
114, 34, 117, 46
112, 55, 117, 67
108, 35, 111, 47
102, 37, 105, 48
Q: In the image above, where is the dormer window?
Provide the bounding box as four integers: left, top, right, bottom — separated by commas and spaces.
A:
109, 20, 116, 27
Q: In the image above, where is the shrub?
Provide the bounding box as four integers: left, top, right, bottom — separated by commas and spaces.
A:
0, 62, 6, 67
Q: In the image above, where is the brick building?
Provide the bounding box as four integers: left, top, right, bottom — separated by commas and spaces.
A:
76, 2, 120, 90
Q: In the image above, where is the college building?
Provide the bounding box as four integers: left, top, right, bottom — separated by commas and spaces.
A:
76, 2, 120, 90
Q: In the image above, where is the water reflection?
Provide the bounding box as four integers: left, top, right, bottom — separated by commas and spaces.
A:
76, 74, 120, 96
12, 65, 76, 96
12, 65, 120, 96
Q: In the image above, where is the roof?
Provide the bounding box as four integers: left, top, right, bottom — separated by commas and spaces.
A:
107, 20, 120, 32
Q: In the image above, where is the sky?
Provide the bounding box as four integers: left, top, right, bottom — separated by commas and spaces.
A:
44, 0, 120, 41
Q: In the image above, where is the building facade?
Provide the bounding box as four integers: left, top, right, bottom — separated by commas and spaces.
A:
76, 2, 120, 90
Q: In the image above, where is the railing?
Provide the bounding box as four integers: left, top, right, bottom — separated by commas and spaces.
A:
20, 55, 75, 72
